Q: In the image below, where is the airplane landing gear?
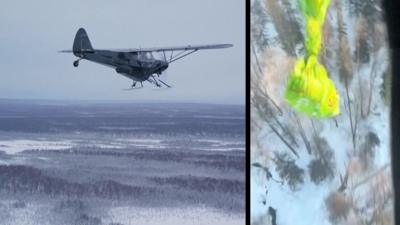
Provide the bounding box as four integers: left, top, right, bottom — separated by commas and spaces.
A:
124, 81, 143, 91
131, 82, 143, 88
73, 59, 81, 67
147, 75, 171, 88
150, 75, 162, 87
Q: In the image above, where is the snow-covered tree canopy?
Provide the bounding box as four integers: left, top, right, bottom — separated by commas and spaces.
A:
251, 0, 393, 224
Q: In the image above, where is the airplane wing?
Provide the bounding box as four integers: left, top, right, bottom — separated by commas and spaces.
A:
60, 44, 233, 63
95, 44, 233, 53
102, 44, 233, 63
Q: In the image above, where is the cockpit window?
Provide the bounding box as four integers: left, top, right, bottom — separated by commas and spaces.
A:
137, 52, 153, 60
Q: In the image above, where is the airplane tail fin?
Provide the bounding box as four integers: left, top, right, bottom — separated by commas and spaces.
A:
72, 28, 94, 57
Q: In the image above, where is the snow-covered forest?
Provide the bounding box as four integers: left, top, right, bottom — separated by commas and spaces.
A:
251, 0, 393, 224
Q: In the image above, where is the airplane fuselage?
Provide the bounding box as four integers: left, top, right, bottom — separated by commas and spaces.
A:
62, 28, 232, 88
76, 50, 169, 82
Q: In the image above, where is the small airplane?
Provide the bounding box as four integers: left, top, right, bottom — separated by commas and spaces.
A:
60, 28, 233, 89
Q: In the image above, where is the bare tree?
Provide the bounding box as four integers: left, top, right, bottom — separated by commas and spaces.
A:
273, 152, 304, 190
251, 43, 299, 158
264, 0, 303, 56
251, 0, 270, 52
338, 163, 350, 193
294, 114, 312, 155
308, 135, 335, 184
334, 0, 359, 151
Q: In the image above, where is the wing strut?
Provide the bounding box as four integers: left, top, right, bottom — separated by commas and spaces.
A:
166, 49, 199, 63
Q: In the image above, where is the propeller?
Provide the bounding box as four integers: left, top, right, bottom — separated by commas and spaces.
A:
155, 51, 171, 88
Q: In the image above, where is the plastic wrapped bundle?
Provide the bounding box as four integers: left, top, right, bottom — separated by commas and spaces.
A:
285, 56, 339, 118
285, 0, 340, 118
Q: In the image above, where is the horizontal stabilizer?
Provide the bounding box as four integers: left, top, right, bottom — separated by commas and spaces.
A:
59, 49, 95, 53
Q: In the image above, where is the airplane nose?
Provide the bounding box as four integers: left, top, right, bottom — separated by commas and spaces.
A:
161, 61, 169, 70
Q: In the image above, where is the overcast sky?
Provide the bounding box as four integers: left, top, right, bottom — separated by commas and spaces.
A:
0, 0, 244, 104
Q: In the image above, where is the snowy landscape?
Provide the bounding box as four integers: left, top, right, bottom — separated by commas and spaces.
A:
251, 0, 394, 224
0, 100, 245, 225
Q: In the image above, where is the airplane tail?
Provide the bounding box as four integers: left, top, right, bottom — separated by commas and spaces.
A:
72, 28, 94, 57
